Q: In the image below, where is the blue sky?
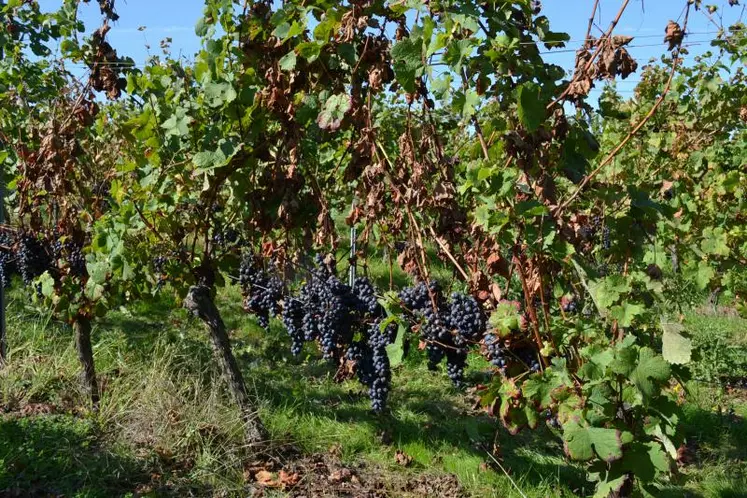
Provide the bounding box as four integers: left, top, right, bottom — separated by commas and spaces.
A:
40, 0, 745, 100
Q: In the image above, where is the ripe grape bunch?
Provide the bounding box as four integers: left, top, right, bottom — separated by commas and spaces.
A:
400, 281, 486, 387
17, 233, 53, 286
239, 254, 283, 329
294, 258, 355, 359
560, 295, 578, 314
400, 281, 448, 370
484, 333, 507, 370
152, 254, 168, 291
65, 241, 86, 278
281, 296, 305, 356
0, 231, 16, 288
250, 255, 396, 413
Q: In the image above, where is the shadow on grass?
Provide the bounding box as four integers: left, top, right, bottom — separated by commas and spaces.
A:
682, 404, 747, 462
91, 296, 586, 494
654, 405, 747, 498
246, 344, 588, 494
0, 415, 148, 497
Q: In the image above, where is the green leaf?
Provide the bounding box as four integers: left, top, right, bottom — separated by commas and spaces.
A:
85, 281, 105, 301
588, 275, 630, 310
39, 272, 55, 298
694, 261, 715, 290
630, 347, 671, 399
316, 93, 351, 131
593, 475, 628, 498
86, 261, 109, 285
618, 441, 671, 483
272, 21, 304, 42
391, 37, 423, 93
609, 302, 645, 327
452, 89, 480, 119
563, 421, 630, 462
661, 320, 692, 365
203, 81, 237, 108
700, 227, 729, 256
515, 200, 549, 218
195, 17, 209, 37
391, 37, 423, 68
193, 139, 241, 173
161, 107, 192, 137
313, 18, 336, 41
297, 42, 323, 62
516, 82, 545, 132
385, 322, 407, 368
279, 51, 297, 72
522, 369, 569, 408
442, 38, 473, 72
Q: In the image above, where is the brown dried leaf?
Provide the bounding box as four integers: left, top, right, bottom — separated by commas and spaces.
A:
328, 468, 352, 484
394, 449, 413, 467
279, 470, 300, 488
255, 470, 277, 487
664, 20, 684, 51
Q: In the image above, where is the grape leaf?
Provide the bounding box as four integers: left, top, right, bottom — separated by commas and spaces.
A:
562, 420, 632, 462
161, 107, 192, 137
694, 261, 715, 290
453, 89, 480, 118
391, 37, 423, 93
588, 275, 630, 310
700, 227, 729, 256
661, 320, 692, 365
279, 51, 297, 72
203, 81, 237, 108
317, 93, 352, 131
592, 475, 628, 498
630, 347, 671, 398
609, 302, 645, 327
516, 82, 545, 132
385, 322, 407, 368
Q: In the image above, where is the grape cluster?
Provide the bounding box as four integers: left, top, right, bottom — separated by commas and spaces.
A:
239, 257, 396, 412
484, 333, 507, 369
211, 223, 240, 251
445, 349, 467, 387
399, 281, 486, 387
544, 409, 560, 429
353, 276, 380, 315
51, 236, 64, 260
366, 322, 393, 412
92, 180, 110, 198
240, 255, 283, 329
561, 296, 578, 314
152, 254, 168, 291
281, 297, 305, 356
517, 347, 541, 373
601, 226, 611, 250
65, 241, 86, 277
17, 234, 52, 285
446, 292, 486, 345
0, 232, 16, 288
400, 281, 448, 370
291, 263, 395, 412
296, 261, 355, 359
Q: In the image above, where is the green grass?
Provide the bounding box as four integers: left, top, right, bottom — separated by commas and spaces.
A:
0, 285, 745, 497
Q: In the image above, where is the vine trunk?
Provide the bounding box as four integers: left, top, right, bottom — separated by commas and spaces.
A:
73, 316, 99, 407
183, 285, 267, 447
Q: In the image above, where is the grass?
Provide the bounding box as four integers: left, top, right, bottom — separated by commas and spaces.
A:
0, 282, 744, 497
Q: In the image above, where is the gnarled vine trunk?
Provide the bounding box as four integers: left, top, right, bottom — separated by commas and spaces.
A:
73, 316, 99, 407
183, 285, 267, 447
